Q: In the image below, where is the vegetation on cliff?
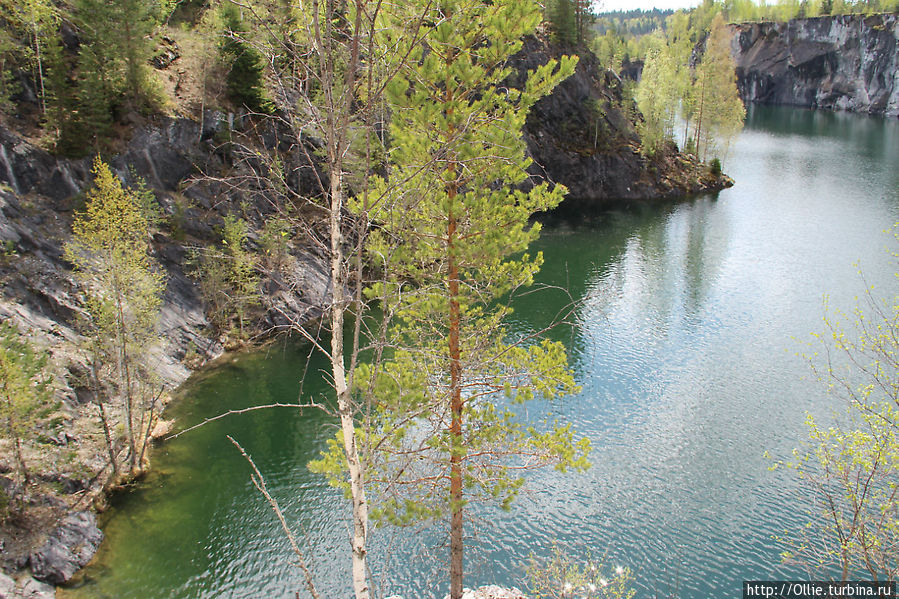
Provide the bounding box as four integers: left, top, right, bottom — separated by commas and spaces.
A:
0, 0, 736, 595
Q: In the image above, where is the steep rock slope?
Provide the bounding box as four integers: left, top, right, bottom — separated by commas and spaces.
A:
729, 14, 899, 117
514, 37, 731, 207
0, 34, 729, 592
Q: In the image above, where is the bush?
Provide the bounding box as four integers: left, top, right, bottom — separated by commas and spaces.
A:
709, 157, 722, 177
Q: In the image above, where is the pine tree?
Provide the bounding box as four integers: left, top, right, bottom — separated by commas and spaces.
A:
312, 3, 590, 597
65, 157, 165, 475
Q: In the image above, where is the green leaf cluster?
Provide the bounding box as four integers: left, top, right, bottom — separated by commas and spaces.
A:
314, 0, 590, 536
776, 227, 899, 581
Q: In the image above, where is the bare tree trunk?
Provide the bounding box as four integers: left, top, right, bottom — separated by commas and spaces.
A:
448, 205, 464, 599
314, 1, 371, 596
90, 357, 119, 480
695, 77, 705, 162
330, 169, 371, 599
30, 9, 46, 115
96, 400, 119, 480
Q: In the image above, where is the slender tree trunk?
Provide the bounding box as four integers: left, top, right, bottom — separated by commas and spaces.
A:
97, 400, 119, 479
695, 77, 705, 162
113, 285, 137, 473
91, 358, 119, 479
330, 168, 370, 599
14, 436, 30, 486
443, 35, 464, 598
30, 10, 46, 115
447, 202, 464, 599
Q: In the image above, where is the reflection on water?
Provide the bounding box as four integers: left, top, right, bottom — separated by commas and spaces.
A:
63, 106, 899, 598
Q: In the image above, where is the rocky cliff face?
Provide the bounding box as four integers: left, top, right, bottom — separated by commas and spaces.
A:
0, 35, 728, 593
513, 37, 731, 207
729, 14, 899, 117
0, 114, 333, 593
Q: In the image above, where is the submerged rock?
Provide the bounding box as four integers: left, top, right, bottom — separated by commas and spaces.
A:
28, 512, 102, 585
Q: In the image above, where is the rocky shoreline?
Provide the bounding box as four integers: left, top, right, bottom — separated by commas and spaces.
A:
0, 34, 729, 595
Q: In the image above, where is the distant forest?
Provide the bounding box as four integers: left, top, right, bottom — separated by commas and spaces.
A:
594, 8, 674, 36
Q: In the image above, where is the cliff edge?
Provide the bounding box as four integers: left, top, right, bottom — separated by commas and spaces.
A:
729, 14, 899, 117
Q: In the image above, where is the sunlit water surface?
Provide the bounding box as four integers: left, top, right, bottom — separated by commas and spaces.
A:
62, 106, 899, 599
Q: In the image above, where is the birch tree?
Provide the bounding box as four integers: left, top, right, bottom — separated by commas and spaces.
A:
692, 14, 745, 162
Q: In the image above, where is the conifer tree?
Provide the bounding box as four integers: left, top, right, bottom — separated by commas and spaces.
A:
65, 158, 165, 475
313, 3, 590, 597
70, 0, 161, 147
220, 3, 272, 113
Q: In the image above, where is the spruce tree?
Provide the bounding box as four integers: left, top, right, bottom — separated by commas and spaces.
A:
69, 0, 160, 147
220, 3, 272, 113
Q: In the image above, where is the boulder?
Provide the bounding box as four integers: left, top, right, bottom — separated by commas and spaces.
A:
0, 573, 55, 599
28, 512, 102, 584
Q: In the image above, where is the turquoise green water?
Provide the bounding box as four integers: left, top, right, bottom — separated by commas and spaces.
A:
62, 106, 899, 598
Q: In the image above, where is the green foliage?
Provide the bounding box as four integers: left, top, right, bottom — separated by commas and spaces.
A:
635, 35, 680, 155
548, 0, 578, 46
776, 228, 899, 581
693, 14, 746, 162
260, 215, 291, 271
0, 29, 19, 114
221, 214, 261, 334
191, 214, 261, 336
64, 157, 164, 473
56, 0, 163, 151
546, 0, 594, 47
0, 323, 53, 486
526, 543, 636, 599
709, 157, 722, 176
219, 3, 273, 113
313, 3, 589, 594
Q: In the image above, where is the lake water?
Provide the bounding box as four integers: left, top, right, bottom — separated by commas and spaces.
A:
61, 106, 899, 599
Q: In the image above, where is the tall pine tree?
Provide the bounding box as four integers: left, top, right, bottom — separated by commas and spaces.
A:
312, 3, 590, 598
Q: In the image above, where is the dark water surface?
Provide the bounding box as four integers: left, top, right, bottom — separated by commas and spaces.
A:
62, 106, 899, 599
